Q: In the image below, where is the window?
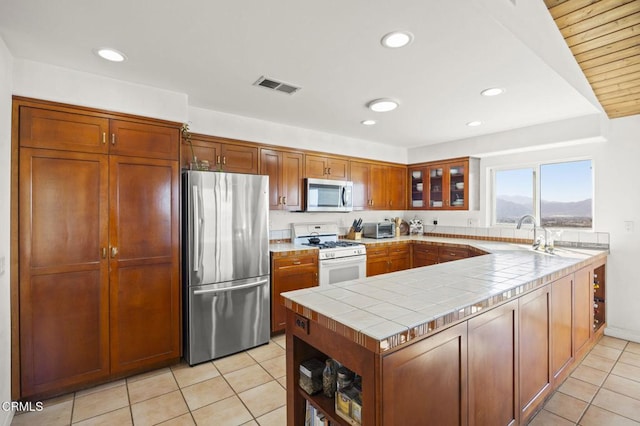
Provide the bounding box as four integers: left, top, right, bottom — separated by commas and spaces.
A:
493, 160, 593, 228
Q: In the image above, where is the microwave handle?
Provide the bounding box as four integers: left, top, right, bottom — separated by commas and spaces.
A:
342, 186, 347, 206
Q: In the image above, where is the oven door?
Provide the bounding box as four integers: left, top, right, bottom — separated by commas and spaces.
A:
319, 255, 366, 286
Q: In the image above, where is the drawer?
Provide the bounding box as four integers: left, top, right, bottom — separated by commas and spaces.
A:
274, 254, 317, 269
438, 247, 469, 262
413, 244, 439, 256
366, 246, 389, 258
388, 244, 410, 256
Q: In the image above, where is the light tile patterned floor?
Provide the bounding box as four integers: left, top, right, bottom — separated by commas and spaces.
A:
530, 336, 640, 425
11, 334, 640, 425
11, 334, 287, 426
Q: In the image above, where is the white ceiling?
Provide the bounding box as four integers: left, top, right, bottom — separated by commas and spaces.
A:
0, 0, 602, 148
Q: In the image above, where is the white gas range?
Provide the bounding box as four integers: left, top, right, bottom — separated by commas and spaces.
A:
292, 222, 366, 286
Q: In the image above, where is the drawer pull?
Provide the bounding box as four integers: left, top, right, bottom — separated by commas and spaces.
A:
293, 261, 302, 265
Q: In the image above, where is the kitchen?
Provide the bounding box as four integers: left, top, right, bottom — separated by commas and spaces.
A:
1, 1, 640, 425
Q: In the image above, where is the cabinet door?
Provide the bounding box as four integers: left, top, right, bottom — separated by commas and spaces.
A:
438, 247, 469, 263
388, 244, 410, 272
110, 120, 179, 161
551, 275, 573, 381
109, 155, 180, 374
271, 255, 318, 333
387, 166, 407, 210
574, 266, 593, 357
366, 246, 389, 277
260, 148, 284, 210
350, 161, 370, 210
413, 244, 439, 267
426, 165, 446, 209
19, 106, 109, 154
305, 155, 328, 179
468, 299, 518, 426
19, 148, 110, 397
369, 164, 387, 209
281, 151, 304, 211
409, 167, 426, 209
327, 157, 349, 180
447, 161, 467, 209
382, 322, 467, 426
220, 144, 258, 174
519, 286, 551, 419
181, 136, 221, 170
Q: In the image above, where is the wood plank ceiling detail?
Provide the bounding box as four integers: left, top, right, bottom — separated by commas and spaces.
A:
545, 0, 640, 118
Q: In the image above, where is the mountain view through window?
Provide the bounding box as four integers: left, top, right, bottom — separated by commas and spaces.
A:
495, 160, 593, 228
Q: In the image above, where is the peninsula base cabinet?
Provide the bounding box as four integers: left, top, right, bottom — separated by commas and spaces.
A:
14, 98, 180, 399
286, 261, 606, 425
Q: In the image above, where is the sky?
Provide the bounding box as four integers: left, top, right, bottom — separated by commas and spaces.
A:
496, 160, 592, 203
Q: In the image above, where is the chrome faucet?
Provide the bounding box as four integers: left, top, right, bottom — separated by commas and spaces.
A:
516, 214, 546, 250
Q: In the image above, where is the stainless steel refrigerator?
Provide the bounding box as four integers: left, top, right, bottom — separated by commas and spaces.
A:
182, 170, 270, 365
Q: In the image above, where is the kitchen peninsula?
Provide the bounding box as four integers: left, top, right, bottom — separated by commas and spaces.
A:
282, 238, 607, 425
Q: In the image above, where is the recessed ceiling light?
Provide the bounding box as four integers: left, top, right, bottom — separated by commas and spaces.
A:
94, 47, 127, 62
381, 31, 414, 48
361, 120, 376, 126
466, 121, 482, 127
481, 87, 504, 97
367, 98, 399, 112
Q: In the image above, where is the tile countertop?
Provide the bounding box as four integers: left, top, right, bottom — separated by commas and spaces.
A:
280, 236, 608, 354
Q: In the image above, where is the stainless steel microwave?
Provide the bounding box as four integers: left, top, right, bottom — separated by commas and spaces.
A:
305, 178, 353, 212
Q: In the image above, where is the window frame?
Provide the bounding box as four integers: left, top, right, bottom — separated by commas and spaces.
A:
490, 157, 594, 230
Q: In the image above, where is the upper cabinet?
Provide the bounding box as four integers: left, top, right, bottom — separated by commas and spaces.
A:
260, 148, 304, 211
409, 157, 479, 210
351, 161, 407, 210
305, 154, 349, 180
181, 134, 258, 174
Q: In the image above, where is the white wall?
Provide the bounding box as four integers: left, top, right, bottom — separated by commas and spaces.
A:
0, 36, 14, 426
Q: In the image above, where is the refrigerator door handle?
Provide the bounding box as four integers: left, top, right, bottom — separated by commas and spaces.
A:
193, 278, 269, 295
192, 185, 201, 272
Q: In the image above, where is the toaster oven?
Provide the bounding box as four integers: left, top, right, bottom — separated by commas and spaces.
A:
362, 222, 395, 239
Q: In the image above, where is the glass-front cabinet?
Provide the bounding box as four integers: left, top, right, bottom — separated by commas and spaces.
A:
409, 158, 474, 210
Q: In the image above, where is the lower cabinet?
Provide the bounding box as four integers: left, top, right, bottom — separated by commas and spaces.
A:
412, 242, 473, 267
468, 299, 518, 426
366, 243, 410, 277
519, 286, 551, 420
271, 253, 318, 333
382, 322, 467, 426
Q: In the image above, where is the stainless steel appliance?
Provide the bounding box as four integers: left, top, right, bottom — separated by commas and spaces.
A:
183, 171, 270, 365
292, 223, 366, 286
305, 178, 353, 212
362, 221, 395, 239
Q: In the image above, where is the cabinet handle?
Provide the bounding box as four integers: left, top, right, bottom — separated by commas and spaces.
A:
102, 132, 106, 144
111, 134, 116, 145
283, 196, 287, 205
293, 261, 301, 265
216, 155, 221, 164
222, 156, 227, 165
328, 167, 331, 175
101, 247, 107, 258
111, 247, 118, 257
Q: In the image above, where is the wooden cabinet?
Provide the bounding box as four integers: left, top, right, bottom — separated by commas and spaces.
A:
16, 99, 180, 398
551, 275, 573, 383
574, 266, 593, 357
351, 161, 407, 210
382, 322, 468, 426
519, 285, 551, 420
409, 157, 478, 210
438, 246, 470, 263
412, 243, 439, 267
271, 253, 318, 333
108, 155, 180, 375
260, 148, 304, 211
181, 133, 258, 173
365, 243, 410, 277
19, 148, 110, 397
468, 299, 518, 426
305, 154, 349, 180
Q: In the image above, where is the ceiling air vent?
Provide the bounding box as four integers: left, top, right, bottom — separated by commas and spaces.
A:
254, 76, 300, 95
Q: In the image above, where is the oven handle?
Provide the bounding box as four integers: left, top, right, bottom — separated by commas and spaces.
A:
321, 255, 366, 265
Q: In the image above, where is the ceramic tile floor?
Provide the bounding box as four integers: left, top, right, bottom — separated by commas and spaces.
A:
11, 334, 640, 425
11, 334, 287, 426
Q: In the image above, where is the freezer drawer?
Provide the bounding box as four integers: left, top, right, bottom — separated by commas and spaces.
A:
184, 276, 270, 365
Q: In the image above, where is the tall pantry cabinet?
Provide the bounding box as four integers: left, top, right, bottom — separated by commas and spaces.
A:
13, 98, 181, 398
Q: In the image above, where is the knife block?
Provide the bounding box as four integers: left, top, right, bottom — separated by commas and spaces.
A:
347, 228, 362, 240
